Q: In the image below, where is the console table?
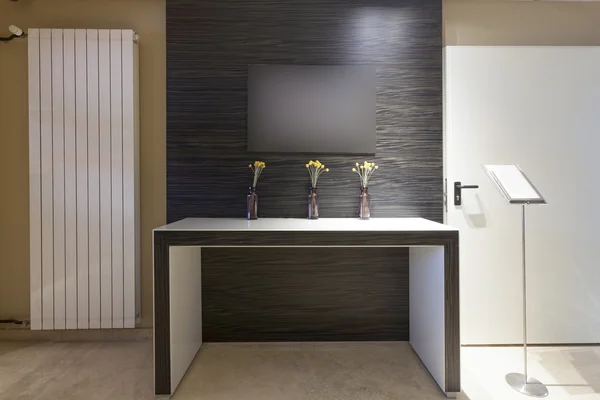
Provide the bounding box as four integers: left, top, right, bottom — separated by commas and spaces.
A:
153, 218, 460, 398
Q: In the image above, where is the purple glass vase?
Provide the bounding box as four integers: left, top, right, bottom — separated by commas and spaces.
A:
247, 187, 258, 220
308, 187, 319, 219
359, 187, 370, 219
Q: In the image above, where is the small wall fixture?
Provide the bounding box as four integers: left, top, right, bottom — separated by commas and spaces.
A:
1, 25, 27, 42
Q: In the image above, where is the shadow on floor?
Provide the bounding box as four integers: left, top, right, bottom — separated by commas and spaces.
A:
540, 347, 600, 396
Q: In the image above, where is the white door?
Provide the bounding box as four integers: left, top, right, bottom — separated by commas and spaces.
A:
445, 46, 600, 345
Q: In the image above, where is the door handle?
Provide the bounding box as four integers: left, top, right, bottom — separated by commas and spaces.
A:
454, 181, 479, 206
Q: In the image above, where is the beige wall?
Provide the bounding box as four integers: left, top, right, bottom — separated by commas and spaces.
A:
0, 0, 165, 328
2, 0, 600, 329
445, 0, 600, 46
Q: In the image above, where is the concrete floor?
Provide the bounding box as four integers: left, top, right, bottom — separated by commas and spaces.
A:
0, 340, 153, 400
173, 342, 447, 400
1, 340, 599, 400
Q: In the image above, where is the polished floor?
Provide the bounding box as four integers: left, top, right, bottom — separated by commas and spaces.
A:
1, 340, 599, 400
461, 346, 600, 400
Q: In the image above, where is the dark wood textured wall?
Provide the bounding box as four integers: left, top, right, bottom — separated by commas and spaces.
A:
202, 248, 409, 342
167, 0, 442, 341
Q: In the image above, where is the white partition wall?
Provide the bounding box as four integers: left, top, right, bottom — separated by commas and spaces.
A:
445, 46, 600, 344
409, 247, 445, 391
28, 29, 140, 330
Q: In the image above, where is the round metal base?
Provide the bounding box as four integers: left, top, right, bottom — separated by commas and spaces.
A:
506, 373, 549, 398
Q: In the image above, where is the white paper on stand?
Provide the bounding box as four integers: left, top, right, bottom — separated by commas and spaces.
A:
483, 165, 545, 204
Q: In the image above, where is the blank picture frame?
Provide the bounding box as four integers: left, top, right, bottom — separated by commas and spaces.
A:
483, 165, 546, 205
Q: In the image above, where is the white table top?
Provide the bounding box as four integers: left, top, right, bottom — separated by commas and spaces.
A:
154, 218, 457, 232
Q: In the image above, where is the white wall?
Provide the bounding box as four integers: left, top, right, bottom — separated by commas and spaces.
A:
445, 47, 600, 344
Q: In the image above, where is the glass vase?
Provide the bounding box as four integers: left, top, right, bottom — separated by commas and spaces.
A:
247, 187, 258, 220
359, 187, 370, 220
308, 187, 319, 219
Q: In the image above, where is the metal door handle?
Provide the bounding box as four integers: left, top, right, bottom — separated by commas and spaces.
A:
454, 181, 479, 206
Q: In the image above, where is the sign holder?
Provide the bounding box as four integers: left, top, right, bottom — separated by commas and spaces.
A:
483, 164, 548, 398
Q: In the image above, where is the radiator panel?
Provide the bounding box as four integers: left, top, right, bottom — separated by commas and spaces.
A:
28, 28, 140, 330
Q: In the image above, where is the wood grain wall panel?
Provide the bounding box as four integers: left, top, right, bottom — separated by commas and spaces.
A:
166, 0, 442, 222
202, 247, 409, 342
167, 0, 442, 341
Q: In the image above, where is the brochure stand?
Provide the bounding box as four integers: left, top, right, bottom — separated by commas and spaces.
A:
483, 165, 548, 398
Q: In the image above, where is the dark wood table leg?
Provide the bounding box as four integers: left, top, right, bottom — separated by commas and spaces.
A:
444, 231, 460, 394
154, 232, 171, 397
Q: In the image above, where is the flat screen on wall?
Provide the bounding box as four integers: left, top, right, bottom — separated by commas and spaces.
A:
247, 65, 376, 154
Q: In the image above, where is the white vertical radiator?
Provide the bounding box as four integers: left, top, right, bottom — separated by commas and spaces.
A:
28, 29, 140, 330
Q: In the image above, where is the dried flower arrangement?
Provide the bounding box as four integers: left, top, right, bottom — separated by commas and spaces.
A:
306, 160, 329, 188
248, 161, 266, 188
352, 161, 379, 188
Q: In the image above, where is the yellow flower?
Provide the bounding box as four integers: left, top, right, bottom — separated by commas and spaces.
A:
248, 164, 252, 168
305, 164, 309, 168
321, 165, 324, 169
355, 162, 359, 167
325, 168, 329, 172
352, 168, 356, 172
360, 165, 364, 169
375, 165, 379, 169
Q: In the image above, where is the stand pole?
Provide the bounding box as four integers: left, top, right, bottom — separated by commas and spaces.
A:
505, 204, 548, 397
523, 204, 528, 383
